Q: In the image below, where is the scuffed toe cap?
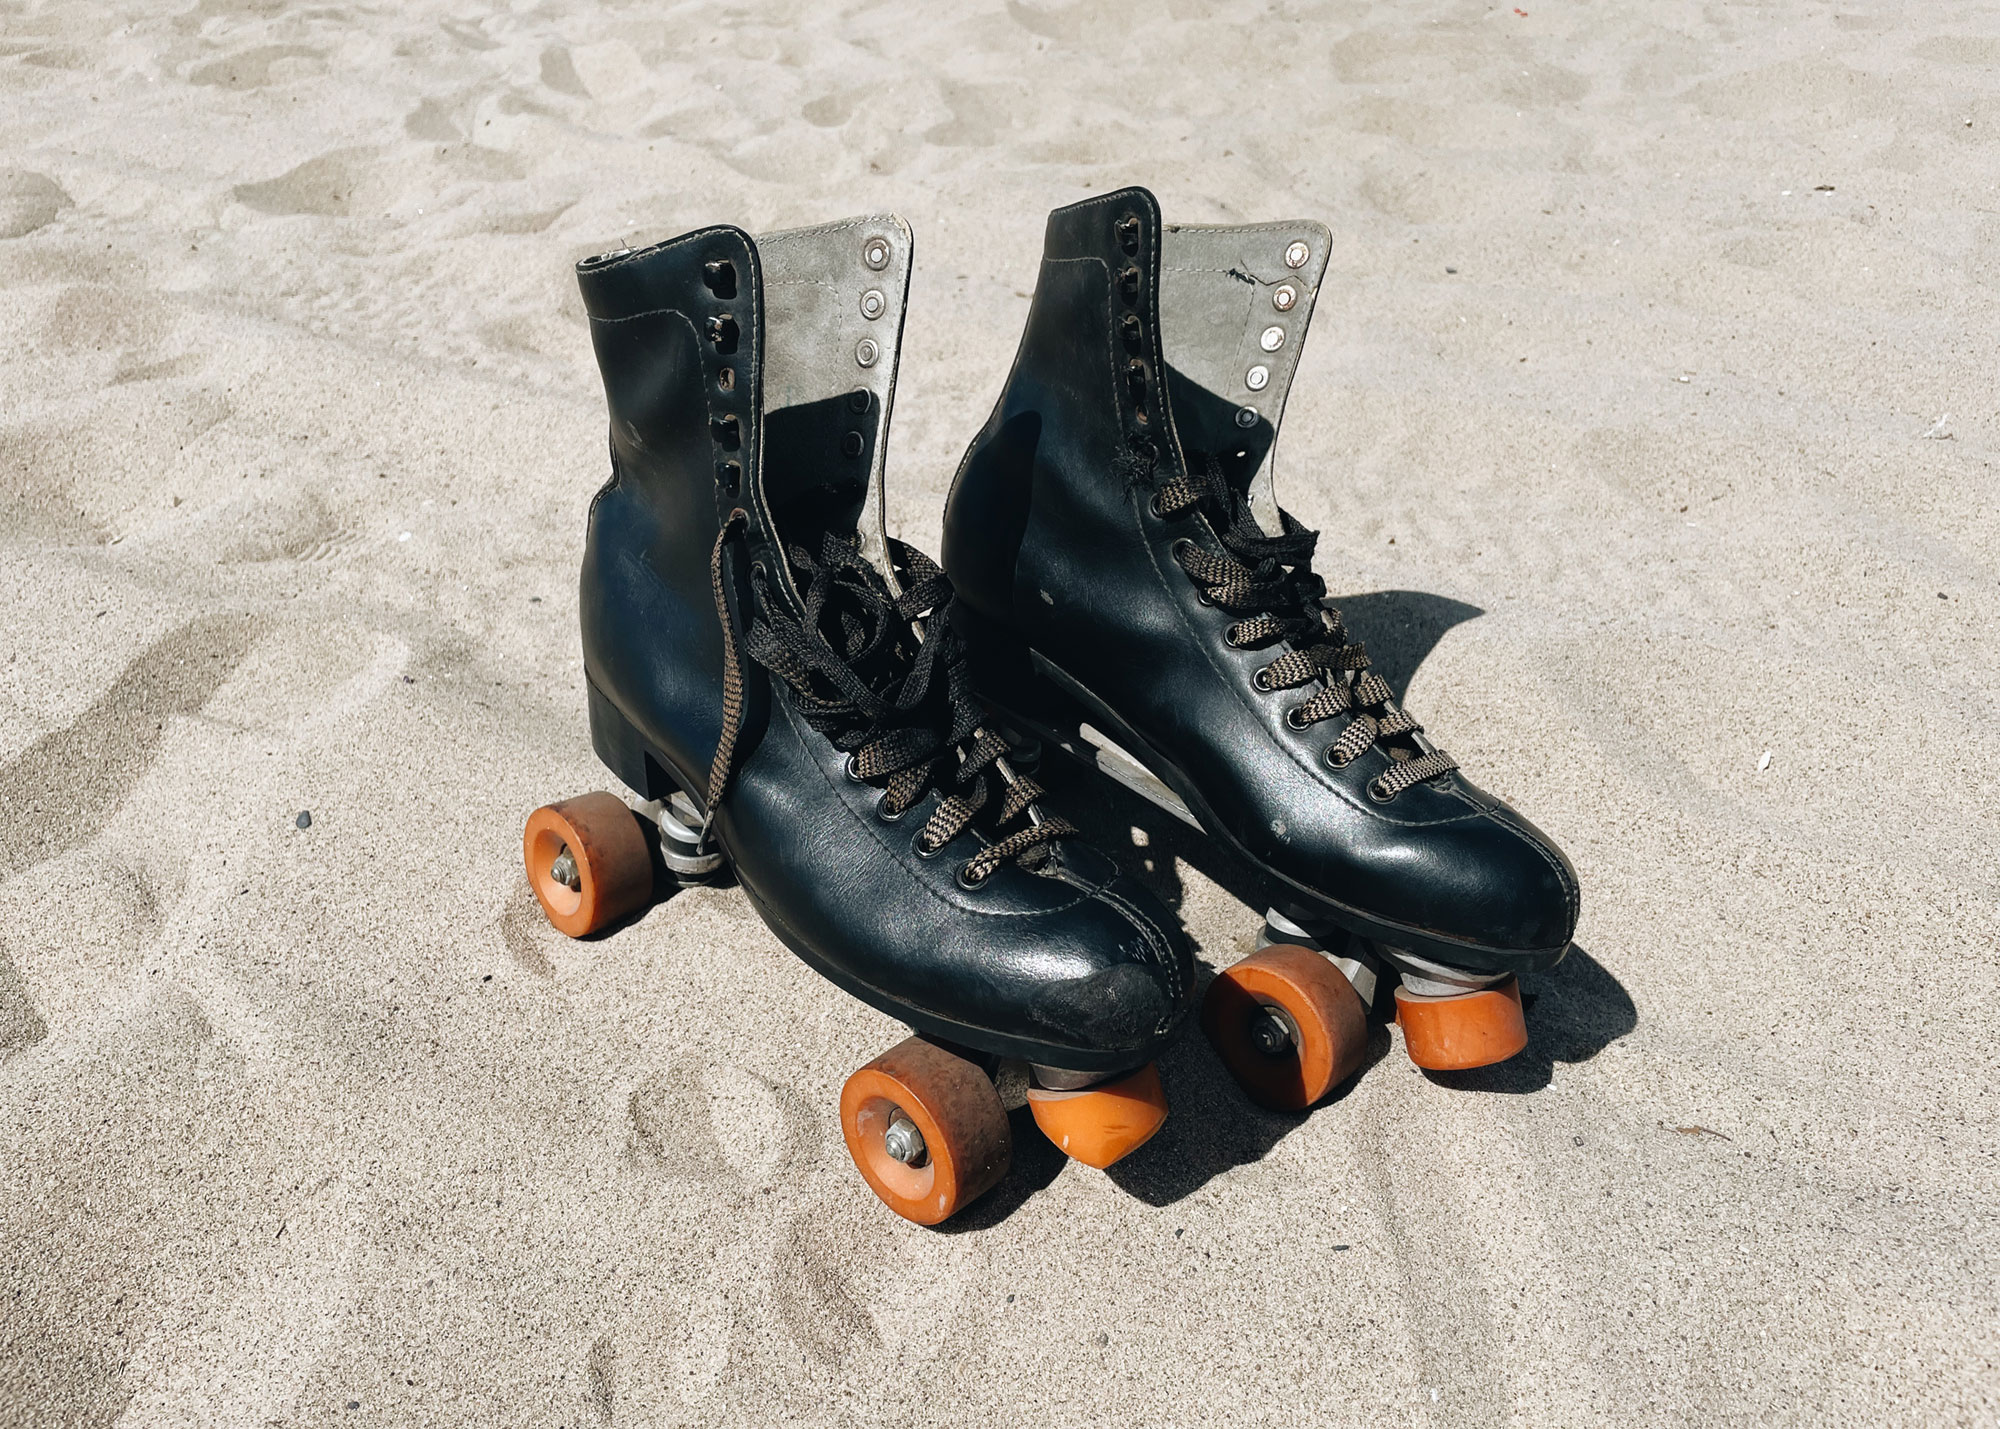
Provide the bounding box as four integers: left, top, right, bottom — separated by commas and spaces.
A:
1022, 877, 1193, 1058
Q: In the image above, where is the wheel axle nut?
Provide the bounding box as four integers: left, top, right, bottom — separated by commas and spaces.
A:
882, 1112, 927, 1166
1249, 1008, 1294, 1057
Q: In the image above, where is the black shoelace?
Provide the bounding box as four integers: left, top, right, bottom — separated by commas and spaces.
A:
705, 516, 1071, 885
1140, 452, 1459, 803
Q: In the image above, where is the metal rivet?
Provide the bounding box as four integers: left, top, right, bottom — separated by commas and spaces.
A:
1272, 283, 1298, 312
1284, 240, 1310, 269
1245, 365, 1270, 391
855, 338, 879, 368
1235, 407, 1258, 428
841, 430, 864, 458
862, 238, 890, 271
1259, 325, 1286, 353
859, 289, 885, 320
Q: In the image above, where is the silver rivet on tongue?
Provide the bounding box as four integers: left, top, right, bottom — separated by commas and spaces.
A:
1272, 283, 1297, 312
1235, 407, 1259, 428
1245, 365, 1270, 391
859, 289, 886, 320
862, 237, 890, 270
1284, 240, 1310, 269
1259, 325, 1286, 352
855, 337, 879, 368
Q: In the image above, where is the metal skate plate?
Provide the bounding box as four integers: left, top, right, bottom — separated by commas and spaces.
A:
633, 790, 725, 879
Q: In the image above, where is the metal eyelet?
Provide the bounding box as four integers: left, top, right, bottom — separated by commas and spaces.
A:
875, 793, 907, 824
701, 258, 737, 297
1326, 747, 1353, 769
1252, 667, 1275, 692
1171, 537, 1195, 562
843, 753, 866, 782
913, 831, 946, 859
1194, 589, 1215, 607
955, 864, 990, 891
1367, 777, 1394, 803
1285, 706, 1311, 731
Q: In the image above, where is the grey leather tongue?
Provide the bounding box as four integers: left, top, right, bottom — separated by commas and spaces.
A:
754, 215, 912, 589
1156, 221, 1330, 537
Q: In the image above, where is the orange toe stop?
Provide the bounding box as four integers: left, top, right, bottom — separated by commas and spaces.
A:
1394, 975, 1528, 1070
1201, 943, 1368, 1110
522, 792, 652, 938
840, 1036, 1011, 1225
1026, 1062, 1167, 1169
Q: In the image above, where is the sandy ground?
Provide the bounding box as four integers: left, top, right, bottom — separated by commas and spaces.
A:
2, 2, 1997, 1425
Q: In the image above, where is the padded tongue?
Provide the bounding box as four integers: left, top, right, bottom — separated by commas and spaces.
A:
754, 215, 913, 586
1156, 221, 1330, 536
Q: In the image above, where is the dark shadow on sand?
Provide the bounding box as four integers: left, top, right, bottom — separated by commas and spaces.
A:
971, 589, 1636, 1211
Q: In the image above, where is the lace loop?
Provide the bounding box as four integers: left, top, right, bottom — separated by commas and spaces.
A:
1152, 455, 1460, 801
709, 527, 1071, 875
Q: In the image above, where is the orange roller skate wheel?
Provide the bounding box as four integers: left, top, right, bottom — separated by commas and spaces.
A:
1025, 1062, 1167, 1169
522, 792, 653, 938
840, 1036, 1011, 1225
1201, 943, 1367, 1110
1394, 976, 1528, 1070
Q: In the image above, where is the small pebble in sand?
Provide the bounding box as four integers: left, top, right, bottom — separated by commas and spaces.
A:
296, 810, 312, 829
1757, 751, 1772, 772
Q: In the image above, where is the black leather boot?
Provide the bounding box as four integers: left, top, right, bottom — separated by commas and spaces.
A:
522, 216, 1193, 1222
942, 187, 1579, 1098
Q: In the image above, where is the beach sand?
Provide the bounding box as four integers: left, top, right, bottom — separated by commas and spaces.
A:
2, 2, 1995, 1424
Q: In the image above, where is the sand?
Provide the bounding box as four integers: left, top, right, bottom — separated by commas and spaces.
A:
2, 2, 1996, 1425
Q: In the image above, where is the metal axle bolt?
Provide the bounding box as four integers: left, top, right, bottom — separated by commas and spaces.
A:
1248, 1008, 1295, 1057
883, 1112, 927, 1166
550, 847, 580, 891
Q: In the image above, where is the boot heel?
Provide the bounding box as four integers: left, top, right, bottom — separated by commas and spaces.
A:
587, 678, 676, 802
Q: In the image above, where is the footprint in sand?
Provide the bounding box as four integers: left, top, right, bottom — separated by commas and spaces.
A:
187, 44, 322, 90
232, 149, 374, 219
0, 945, 49, 1057
404, 97, 461, 142
0, 170, 71, 238
0, 613, 263, 873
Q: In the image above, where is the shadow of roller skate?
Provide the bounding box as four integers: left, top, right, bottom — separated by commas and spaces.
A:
1027, 749, 1266, 919
1326, 589, 1484, 705
1418, 943, 1636, 1095
1100, 994, 1399, 1208
931, 1104, 1071, 1233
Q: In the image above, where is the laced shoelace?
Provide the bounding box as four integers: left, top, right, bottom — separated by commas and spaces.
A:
1141, 453, 1460, 802
704, 515, 1073, 885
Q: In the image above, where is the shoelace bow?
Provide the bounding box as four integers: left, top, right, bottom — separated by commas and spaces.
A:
1144, 453, 1459, 802
705, 519, 1072, 884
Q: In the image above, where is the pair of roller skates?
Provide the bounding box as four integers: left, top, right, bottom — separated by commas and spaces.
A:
523, 190, 1579, 1225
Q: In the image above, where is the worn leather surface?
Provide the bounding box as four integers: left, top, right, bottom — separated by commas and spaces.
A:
943, 186, 1578, 972
573, 220, 1191, 1069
